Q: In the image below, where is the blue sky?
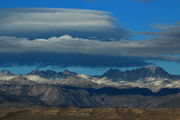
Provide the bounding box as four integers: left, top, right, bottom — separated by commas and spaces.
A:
0, 0, 180, 75
1, 0, 179, 33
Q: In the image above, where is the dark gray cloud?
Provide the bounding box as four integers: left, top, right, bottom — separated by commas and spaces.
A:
0, 8, 130, 40
141, 23, 180, 56
0, 52, 150, 67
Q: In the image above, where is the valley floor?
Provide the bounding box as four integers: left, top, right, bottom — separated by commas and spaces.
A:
0, 107, 180, 120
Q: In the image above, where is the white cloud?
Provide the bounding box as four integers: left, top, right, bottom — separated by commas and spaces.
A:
0, 8, 130, 39
0, 35, 170, 57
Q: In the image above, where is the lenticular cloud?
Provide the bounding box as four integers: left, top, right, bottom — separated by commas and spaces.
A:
0, 8, 130, 40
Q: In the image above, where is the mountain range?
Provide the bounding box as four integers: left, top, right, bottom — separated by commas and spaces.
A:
0, 65, 180, 108
102, 66, 173, 81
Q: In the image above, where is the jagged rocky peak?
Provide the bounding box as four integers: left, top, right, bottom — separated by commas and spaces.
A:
142, 65, 163, 73
28, 70, 45, 77
104, 69, 122, 75
28, 70, 42, 75
27, 70, 59, 79
44, 70, 58, 75
143, 65, 159, 70
0, 69, 14, 76
140, 65, 170, 78
27, 69, 77, 79
28, 70, 57, 75
106, 68, 121, 73
102, 69, 122, 82
63, 69, 76, 75
103, 69, 122, 77
102, 65, 172, 82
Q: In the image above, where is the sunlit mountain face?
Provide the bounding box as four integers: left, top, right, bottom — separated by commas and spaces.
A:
0, 0, 180, 119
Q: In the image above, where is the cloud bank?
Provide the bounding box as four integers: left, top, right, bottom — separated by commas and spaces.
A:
0, 8, 179, 68
0, 29, 180, 59
0, 52, 149, 67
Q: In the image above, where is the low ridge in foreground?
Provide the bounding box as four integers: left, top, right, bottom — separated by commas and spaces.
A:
0, 108, 180, 120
